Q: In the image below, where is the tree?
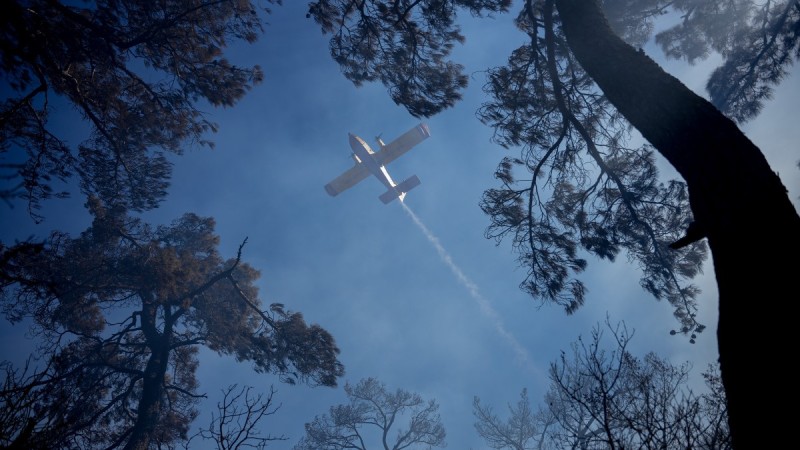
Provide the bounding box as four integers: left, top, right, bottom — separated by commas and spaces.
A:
307, 1, 800, 445
186, 384, 287, 450
545, 322, 729, 449
0, 0, 276, 218
294, 377, 446, 450
0, 198, 344, 450
473, 388, 553, 450
473, 322, 730, 450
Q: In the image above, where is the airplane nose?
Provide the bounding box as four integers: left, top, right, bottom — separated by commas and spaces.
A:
349, 133, 370, 153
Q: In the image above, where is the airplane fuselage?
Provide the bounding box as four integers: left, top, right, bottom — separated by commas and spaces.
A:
348, 133, 401, 195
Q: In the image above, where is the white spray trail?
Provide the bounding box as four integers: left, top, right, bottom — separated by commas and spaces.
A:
400, 202, 540, 376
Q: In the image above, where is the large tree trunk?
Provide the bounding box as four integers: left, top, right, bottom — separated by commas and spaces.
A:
553, 0, 800, 447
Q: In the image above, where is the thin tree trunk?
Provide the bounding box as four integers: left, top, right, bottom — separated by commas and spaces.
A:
123, 303, 170, 450
123, 345, 169, 450
552, 0, 800, 447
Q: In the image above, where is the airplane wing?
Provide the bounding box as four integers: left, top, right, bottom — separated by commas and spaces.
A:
374, 123, 430, 166
324, 163, 370, 197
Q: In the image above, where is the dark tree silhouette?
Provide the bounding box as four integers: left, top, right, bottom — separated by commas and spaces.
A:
294, 377, 446, 450
473, 322, 730, 449
0, 198, 344, 450
308, 1, 800, 446
0, 0, 276, 218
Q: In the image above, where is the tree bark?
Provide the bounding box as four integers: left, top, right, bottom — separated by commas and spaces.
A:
553, 0, 800, 447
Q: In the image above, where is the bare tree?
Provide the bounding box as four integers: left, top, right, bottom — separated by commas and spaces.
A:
473, 388, 554, 450
294, 377, 446, 450
187, 384, 286, 450
473, 321, 730, 450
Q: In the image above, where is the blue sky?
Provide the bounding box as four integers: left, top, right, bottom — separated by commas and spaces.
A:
2, 2, 799, 448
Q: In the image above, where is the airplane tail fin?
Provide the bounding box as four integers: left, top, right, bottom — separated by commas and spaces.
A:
379, 175, 421, 204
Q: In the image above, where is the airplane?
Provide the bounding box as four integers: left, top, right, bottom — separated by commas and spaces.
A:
324, 123, 430, 204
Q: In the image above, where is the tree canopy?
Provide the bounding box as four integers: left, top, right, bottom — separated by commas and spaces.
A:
307, 0, 512, 118
653, 0, 800, 123
1, 0, 277, 218
0, 198, 344, 449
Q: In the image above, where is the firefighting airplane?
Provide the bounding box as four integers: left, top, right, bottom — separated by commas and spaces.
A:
324, 123, 430, 204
